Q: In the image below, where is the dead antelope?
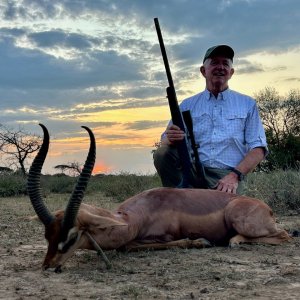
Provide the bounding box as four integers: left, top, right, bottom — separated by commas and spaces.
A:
28, 124, 292, 272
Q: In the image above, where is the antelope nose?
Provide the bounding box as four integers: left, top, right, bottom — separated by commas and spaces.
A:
55, 265, 62, 273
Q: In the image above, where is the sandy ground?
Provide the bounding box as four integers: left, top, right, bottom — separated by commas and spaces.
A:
0, 195, 299, 300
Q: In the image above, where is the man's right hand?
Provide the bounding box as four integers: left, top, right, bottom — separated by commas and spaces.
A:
164, 125, 185, 145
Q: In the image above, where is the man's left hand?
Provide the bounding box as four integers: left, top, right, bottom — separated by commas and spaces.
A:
216, 173, 239, 194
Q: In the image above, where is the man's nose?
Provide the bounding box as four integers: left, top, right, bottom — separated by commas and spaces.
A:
216, 63, 225, 69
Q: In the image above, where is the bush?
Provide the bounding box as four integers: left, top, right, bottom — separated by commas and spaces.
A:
256, 87, 300, 171
88, 172, 162, 202
244, 170, 300, 213
41, 174, 77, 194
0, 172, 27, 196
39, 172, 161, 200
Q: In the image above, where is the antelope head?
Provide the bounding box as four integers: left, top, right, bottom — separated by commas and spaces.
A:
27, 124, 96, 272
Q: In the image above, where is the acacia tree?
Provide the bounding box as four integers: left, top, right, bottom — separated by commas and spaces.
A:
255, 87, 300, 170
54, 161, 82, 176
0, 124, 41, 176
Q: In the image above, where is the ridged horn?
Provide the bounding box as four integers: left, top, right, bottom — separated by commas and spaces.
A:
61, 126, 96, 240
27, 124, 54, 226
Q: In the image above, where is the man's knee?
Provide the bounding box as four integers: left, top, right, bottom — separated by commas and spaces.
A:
153, 145, 180, 170
153, 145, 170, 167
153, 145, 182, 187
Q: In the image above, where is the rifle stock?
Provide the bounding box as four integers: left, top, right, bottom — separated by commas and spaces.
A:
154, 18, 206, 188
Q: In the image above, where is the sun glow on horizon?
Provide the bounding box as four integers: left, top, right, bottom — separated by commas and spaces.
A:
93, 161, 113, 174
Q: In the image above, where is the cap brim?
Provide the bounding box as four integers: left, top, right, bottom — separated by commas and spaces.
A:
203, 45, 234, 63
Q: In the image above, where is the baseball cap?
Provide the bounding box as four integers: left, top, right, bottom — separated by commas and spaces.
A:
203, 45, 234, 63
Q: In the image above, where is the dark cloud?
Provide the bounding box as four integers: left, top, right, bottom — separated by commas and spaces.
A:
124, 120, 168, 131
28, 30, 95, 49
0, 37, 144, 97
2, 0, 63, 20
99, 133, 129, 141
50, 96, 167, 117
42, 120, 120, 140
235, 59, 265, 74
0, 27, 26, 37
284, 77, 300, 82
4, 118, 121, 140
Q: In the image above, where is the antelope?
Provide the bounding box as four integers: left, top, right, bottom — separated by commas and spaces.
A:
28, 124, 292, 272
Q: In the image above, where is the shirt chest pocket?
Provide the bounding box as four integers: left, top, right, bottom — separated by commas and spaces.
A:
224, 113, 247, 135
192, 113, 212, 139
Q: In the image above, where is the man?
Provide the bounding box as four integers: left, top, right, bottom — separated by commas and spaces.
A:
153, 45, 267, 194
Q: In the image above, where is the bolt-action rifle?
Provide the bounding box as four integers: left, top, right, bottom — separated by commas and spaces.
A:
154, 18, 206, 188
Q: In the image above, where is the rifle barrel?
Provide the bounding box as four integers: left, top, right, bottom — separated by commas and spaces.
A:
153, 17, 207, 188
154, 18, 174, 88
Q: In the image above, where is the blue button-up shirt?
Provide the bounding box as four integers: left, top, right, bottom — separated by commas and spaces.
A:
164, 89, 268, 169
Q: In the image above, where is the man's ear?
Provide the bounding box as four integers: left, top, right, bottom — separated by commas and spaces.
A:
200, 66, 206, 77
229, 67, 235, 78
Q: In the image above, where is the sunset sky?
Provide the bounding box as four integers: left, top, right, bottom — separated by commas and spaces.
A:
0, 0, 299, 175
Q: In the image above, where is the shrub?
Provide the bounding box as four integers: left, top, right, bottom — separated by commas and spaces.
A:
244, 170, 300, 214
0, 172, 27, 196
256, 87, 300, 171
88, 172, 162, 202
41, 174, 77, 194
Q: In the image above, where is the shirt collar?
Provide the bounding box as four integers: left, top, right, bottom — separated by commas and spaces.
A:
205, 88, 230, 101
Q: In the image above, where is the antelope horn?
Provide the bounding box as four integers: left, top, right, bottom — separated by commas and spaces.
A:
61, 126, 96, 240
27, 124, 54, 226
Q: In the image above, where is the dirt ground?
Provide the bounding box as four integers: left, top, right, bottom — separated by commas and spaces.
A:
0, 195, 300, 300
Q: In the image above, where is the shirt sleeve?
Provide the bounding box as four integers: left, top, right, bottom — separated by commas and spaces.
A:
245, 102, 269, 155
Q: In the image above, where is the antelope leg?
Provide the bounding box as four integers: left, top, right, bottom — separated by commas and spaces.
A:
124, 238, 212, 251
85, 232, 112, 269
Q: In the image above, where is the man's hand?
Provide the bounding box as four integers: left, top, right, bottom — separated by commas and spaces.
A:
216, 147, 265, 194
216, 172, 239, 194
164, 125, 185, 145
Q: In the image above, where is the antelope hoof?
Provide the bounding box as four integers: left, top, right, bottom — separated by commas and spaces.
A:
229, 237, 243, 248
193, 238, 212, 248
229, 241, 240, 248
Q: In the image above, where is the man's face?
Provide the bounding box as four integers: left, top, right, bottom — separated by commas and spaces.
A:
200, 56, 234, 90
